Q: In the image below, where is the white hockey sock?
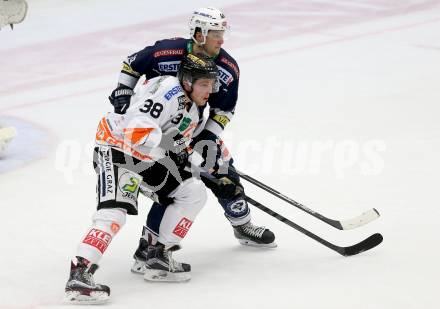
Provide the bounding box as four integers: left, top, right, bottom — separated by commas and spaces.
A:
76, 208, 126, 265
158, 178, 207, 246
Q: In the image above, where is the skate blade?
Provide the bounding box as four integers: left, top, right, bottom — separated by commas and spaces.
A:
238, 239, 278, 248
144, 269, 191, 282
131, 260, 146, 274
64, 291, 109, 304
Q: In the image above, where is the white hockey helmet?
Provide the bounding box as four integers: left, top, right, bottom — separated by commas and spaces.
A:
189, 7, 230, 44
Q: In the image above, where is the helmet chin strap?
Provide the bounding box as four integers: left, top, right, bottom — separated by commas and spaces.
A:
193, 40, 209, 56
193, 34, 207, 45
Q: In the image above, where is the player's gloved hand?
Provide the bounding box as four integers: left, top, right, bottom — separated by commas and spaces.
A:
160, 129, 190, 169
191, 129, 221, 172
210, 176, 244, 200
109, 85, 134, 114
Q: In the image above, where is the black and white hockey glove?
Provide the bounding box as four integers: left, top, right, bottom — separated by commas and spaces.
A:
207, 175, 244, 200
191, 129, 222, 172
109, 85, 134, 114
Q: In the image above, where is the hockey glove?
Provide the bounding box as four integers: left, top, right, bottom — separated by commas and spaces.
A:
109, 85, 134, 114
191, 129, 221, 172
208, 176, 244, 200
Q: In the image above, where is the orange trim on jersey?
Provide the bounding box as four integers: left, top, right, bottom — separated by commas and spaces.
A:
95, 117, 153, 161
123, 127, 155, 145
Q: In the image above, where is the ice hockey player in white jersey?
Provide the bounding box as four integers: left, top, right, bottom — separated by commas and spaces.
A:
109, 7, 276, 259
64, 54, 236, 304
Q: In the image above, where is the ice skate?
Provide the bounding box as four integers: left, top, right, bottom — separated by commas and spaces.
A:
131, 237, 149, 274
233, 221, 277, 248
64, 257, 110, 304
143, 243, 191, 282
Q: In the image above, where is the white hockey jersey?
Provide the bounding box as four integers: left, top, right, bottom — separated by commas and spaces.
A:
95, 76, 200, 161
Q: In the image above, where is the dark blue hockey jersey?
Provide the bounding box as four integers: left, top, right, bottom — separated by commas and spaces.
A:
118, 37, 240, 137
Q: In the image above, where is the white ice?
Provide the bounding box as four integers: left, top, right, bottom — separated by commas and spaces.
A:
1, 0, 439, 308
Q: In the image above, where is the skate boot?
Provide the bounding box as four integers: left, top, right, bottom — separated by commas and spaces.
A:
64, 256, 110, 304
233, 221, 277, 248
143, 243, 191, 282
131, 237, 149, 274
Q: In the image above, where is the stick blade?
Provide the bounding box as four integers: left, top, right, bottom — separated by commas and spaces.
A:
339, 208, 380, 230
339, 233, 383, 256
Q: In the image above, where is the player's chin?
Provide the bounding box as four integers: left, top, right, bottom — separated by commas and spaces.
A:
197, 99, 208, 106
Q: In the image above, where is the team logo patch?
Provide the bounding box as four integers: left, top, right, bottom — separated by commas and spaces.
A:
177, 95, 189, 110
82, 228, 112, 254
172, 217, 193, 238
158, 61, 181, 72
111, 222, 120, 234
153, 49, 184, 58
227, 199, 248, 216
118, 171, 140, 203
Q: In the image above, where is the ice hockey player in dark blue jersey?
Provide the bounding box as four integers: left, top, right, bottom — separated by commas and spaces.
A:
108, 7, 277, 274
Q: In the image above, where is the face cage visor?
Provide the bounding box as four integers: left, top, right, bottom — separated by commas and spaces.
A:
181, 72, 220, 93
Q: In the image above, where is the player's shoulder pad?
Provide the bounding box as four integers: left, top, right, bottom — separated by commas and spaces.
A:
215, 48, 240, 79
151, 37, 189, 58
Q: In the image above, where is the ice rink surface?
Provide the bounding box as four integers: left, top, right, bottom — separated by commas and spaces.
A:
1, 0, 440, 308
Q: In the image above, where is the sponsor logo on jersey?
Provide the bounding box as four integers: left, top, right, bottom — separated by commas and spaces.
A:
158, 61, 181, 72
172, 217, 193, 238
220, 57, 240, 77
217, 66, 234, 86
153, 49, 184, 58
213, 114, 230, 127
164, 85, 183, 101
178, 117, 192, 131
118, 171, 140, 202
101, 149, 114, 197
82, 228, 112, 254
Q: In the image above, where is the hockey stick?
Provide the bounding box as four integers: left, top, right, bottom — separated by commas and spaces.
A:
194, 167, 383, 256
243, 195, 383, 256
226, 167, 380, 230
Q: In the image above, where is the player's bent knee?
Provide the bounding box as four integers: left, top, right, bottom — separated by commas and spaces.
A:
92, 208, 127, 231
174, 179, 207, 210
